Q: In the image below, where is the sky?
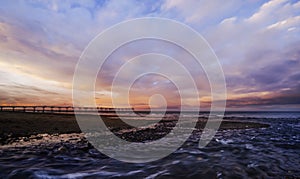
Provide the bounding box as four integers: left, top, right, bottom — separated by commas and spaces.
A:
0, 0, 299, 111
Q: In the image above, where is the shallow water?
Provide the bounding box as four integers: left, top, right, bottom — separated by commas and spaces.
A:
0, 112, 299, 178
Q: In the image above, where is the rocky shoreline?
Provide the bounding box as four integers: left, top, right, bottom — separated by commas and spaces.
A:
0, 112, 269, 145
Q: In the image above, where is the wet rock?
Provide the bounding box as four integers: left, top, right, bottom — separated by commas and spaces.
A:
29, 135, 43, 140
7, 133, 13, 138
57, 146, 67, 153
20, 137, 29, 142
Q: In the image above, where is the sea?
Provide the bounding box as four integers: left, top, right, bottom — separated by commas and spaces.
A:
0, 111, 299, 178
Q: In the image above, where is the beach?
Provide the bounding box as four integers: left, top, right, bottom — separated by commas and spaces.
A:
0, 111, 269, 145
0, 111, 299, 178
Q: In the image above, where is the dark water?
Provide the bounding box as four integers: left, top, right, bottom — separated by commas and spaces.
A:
0, 112, 299, 178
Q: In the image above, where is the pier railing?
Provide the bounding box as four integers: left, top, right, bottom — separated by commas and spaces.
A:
0, 106, 134, 113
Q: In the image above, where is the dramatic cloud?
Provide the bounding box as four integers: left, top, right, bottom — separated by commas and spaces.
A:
0, 0, 299, 110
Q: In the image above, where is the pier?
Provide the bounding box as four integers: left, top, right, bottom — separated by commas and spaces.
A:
0, 106, 134, 114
